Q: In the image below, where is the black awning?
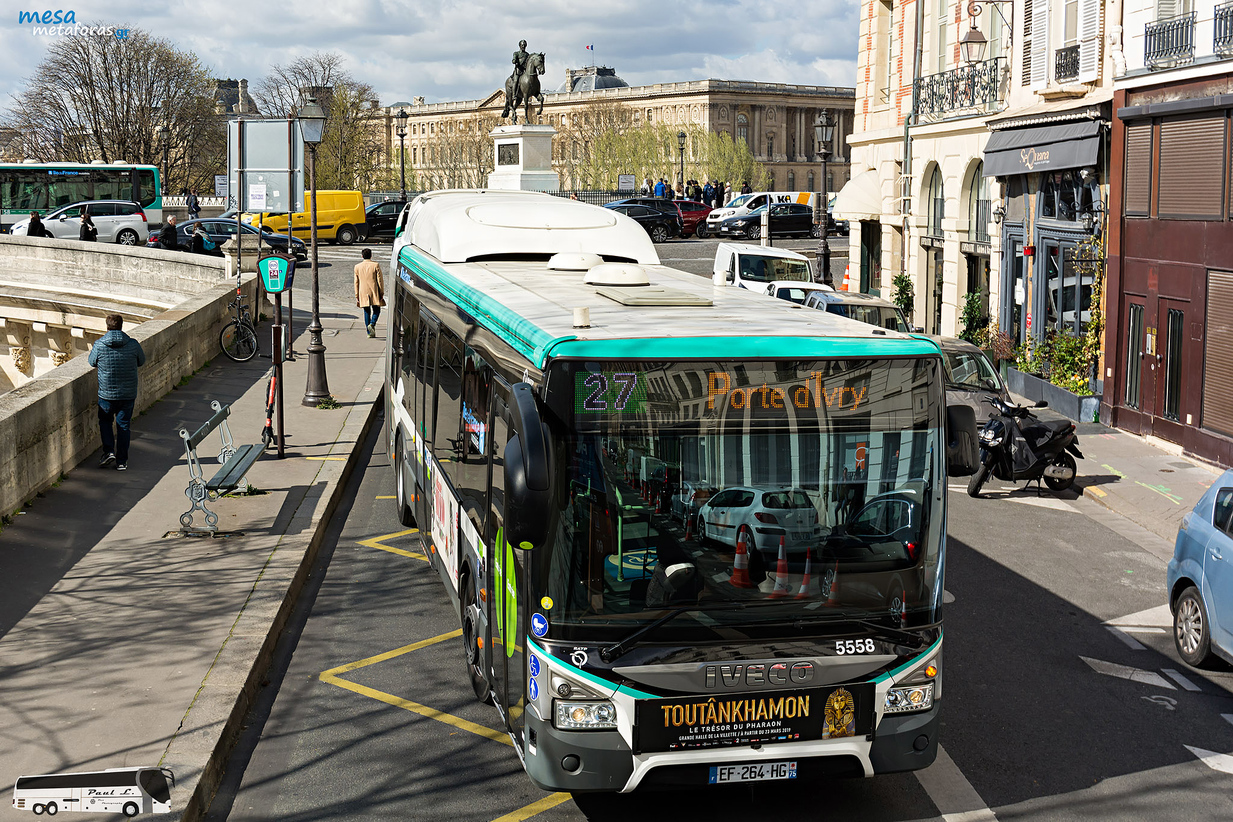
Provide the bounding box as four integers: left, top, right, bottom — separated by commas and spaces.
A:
982, 121, 1101, 177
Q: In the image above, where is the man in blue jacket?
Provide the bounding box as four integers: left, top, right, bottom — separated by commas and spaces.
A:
88, 314, 146, 471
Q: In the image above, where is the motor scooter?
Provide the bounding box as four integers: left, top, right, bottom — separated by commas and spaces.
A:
967, 397, 1084, 497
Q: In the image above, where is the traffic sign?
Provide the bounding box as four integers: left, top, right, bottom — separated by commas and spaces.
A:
258, 255, 295, 293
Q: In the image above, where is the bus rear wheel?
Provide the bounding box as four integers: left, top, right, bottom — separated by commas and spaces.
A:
45, 803, 58, 816
462, 575, 493, 704
123, 802, 139, 818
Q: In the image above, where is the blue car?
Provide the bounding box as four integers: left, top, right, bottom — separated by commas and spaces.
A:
1167, 469, 1233, 667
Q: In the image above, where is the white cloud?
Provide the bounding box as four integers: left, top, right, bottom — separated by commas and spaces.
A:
0, 0, 860, 112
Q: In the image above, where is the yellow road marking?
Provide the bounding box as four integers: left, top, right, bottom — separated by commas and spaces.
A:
357, 528, 428, 561
1087, 486, 1107, 498
320, 629, 511, 747
375, 495, 396, 499
488, 792, 573, 822
308, 456, 348, 461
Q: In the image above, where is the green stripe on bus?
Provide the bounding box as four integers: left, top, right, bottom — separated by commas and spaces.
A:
543, 336, 943, 362
872, 634, 943, 685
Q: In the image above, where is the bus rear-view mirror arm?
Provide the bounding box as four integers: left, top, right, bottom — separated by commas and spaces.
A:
504, 382, 553, 550
945, 403, 980, 477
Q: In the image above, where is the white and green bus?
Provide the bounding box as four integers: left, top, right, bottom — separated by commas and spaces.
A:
0, 161, 163, 231
385, 190, 978, 792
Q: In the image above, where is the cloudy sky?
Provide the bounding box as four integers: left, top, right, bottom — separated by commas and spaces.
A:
0, 0, 859, 108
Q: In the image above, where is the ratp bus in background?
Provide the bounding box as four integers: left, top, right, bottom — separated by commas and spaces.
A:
12, 767, 174, 817
384, 190, 978, 793
0, 161, 162, 231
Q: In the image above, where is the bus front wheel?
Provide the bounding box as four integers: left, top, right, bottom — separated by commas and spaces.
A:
32, 805, 44, 816
395, 436, 416, 527
123, 803, 139, 818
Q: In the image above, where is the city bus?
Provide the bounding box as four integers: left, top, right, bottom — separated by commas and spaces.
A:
12, 767, 174, 816
385, 189, 978, 792
0, 161, 162, 231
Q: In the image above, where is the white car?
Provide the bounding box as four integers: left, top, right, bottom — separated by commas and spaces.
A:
697, 486, 823, 560
712, 242, 816, 289
765, 280, 835, 304
11, 200, 148, 245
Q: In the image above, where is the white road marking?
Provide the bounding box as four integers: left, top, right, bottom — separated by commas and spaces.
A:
943, 589, 956, 604
1106, 627, 1147, 651
1184, 746, 1233, 776
1115, 626, 1167, 634
1162, 668, 1202, 692
1003, 496, 1074, 511
1222, 713, 1233, 727
1080, 656, 1176, 689
1106, 604, 1173, 628
914, 745, 998, 822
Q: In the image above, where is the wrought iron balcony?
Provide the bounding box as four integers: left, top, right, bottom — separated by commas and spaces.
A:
1055, 45, 1081, 82
1146, 11, 1196, 69
913, 58, 1006, 121
1217, 2, 1233, 56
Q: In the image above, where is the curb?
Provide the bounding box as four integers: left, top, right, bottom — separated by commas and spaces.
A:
169, 357, 387, 822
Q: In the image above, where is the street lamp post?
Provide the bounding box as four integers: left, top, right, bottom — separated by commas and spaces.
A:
677, 131, 686, 198
298, 97, 332, 407
814, 110, 835, 287
157, 124, 170, 196
396, 107, 409, 201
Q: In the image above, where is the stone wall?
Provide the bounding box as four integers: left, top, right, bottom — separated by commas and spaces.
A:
0, 269, 261, 520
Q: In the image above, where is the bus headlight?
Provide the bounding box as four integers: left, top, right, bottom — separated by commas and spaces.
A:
554, 700, 617, 730
884, 683, 934, 714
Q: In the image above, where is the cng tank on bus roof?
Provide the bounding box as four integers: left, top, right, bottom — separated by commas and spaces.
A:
407, 190, 660, 266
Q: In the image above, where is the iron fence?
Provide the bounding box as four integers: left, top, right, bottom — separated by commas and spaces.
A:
1054, 45, 1081, 82
914, 58, 1005, 120
1146, 11, 1196, 68
1217, 2, 1233, 55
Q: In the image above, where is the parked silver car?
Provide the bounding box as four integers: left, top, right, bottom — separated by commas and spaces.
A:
11, 200, 148, 245
936, 336, 1011, 424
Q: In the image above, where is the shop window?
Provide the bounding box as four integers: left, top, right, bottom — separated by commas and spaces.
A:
1040, 170, 1096, 221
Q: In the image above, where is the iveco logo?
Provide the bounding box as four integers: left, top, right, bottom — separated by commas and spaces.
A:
704, 662, 815, 689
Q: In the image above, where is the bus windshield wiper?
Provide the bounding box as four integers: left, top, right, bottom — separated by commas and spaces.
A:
791, 612, 928, 649
599, 602, 748, 663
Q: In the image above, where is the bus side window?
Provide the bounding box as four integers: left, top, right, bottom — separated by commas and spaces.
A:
487, 382, 512, 552
457, 352, 492, 536
416, 311, 438, 447
435, 327, 464, 466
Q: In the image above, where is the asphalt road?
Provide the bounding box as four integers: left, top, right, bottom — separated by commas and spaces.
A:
205, 423, 1233, 822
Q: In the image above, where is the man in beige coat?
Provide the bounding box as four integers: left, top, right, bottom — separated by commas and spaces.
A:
354, 248, 386, 338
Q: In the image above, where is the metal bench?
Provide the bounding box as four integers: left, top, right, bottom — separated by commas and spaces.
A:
178, 400, 264, 534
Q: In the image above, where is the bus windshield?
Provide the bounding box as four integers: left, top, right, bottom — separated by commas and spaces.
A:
539, 357, 944, 642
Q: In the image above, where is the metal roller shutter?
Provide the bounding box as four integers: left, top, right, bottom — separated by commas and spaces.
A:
1158, 116, 1226, 220
1124, 123, 1152, 216
1204, 270, 1233, 438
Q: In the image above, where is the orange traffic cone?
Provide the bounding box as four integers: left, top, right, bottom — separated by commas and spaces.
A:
728, 531, 757, 588
825, 560, 841, 606
769, 537, 793, 599
683, 514, 693, 542
795, 550, 814, 599
840, 265, 853, 292
899, 590, 908, 628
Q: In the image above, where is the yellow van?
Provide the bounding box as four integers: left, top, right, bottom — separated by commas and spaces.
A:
243, 190, 366, 245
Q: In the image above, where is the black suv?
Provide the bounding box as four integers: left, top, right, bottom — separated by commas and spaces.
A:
364, 200, 407, 241
604, 203, 682, 243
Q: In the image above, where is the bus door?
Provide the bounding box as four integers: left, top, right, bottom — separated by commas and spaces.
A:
487, 379, 528, 749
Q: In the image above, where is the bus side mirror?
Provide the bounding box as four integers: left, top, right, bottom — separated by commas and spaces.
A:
504, 382, 552, 550
946, 404, 979, 476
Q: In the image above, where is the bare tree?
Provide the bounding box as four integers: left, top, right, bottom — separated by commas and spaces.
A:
3, 26, 219, 192
419, 113, 501, 189
253, 52, 387, 191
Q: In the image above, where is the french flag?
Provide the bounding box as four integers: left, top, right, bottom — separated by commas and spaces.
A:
586, 44, 594, 50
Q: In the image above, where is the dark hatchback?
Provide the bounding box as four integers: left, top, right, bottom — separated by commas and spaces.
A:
363, 200, 407, 241
716, 203, 820, 240
603, 203, 682, 243
148, 218, 308, 261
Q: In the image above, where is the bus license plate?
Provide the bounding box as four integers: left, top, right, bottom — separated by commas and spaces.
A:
708, 761, 797, 784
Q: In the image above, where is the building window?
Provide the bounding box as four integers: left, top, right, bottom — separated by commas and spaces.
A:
937, 0, 950, 73
1040, 170, 1095, 221
808, 171, 816, 191
766, 133, 774, 158
737, 113, 748, 144
787, 171, 795, 190
926, 166, 944, 237
412, 147, 417, 164
968, 163, 990, 243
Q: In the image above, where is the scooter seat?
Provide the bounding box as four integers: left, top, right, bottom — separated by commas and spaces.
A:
1021, 419, 1073, 449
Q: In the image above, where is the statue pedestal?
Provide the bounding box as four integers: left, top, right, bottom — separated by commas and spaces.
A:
487, 124, 559, 192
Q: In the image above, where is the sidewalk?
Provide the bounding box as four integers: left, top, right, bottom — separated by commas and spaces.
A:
1009, 394, 1224, 544
0, 297, 385, 822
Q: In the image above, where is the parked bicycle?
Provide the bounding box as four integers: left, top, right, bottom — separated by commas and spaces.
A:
219, 287, 259, 362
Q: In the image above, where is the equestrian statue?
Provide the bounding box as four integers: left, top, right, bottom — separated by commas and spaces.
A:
502, 40, 546, 124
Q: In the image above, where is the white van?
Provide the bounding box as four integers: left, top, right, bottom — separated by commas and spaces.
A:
712, 242, 815, 289
705, 191, 814, 233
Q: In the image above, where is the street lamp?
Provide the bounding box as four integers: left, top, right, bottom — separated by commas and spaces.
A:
396, 107, 409, 201
297, 96, 332, 407
156, 124, 170, 195
814, 110, 835, 287
677, 131, 687, 198
960, 0, 1014, 64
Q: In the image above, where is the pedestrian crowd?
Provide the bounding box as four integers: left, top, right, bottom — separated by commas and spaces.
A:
638, 177, 752, 210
